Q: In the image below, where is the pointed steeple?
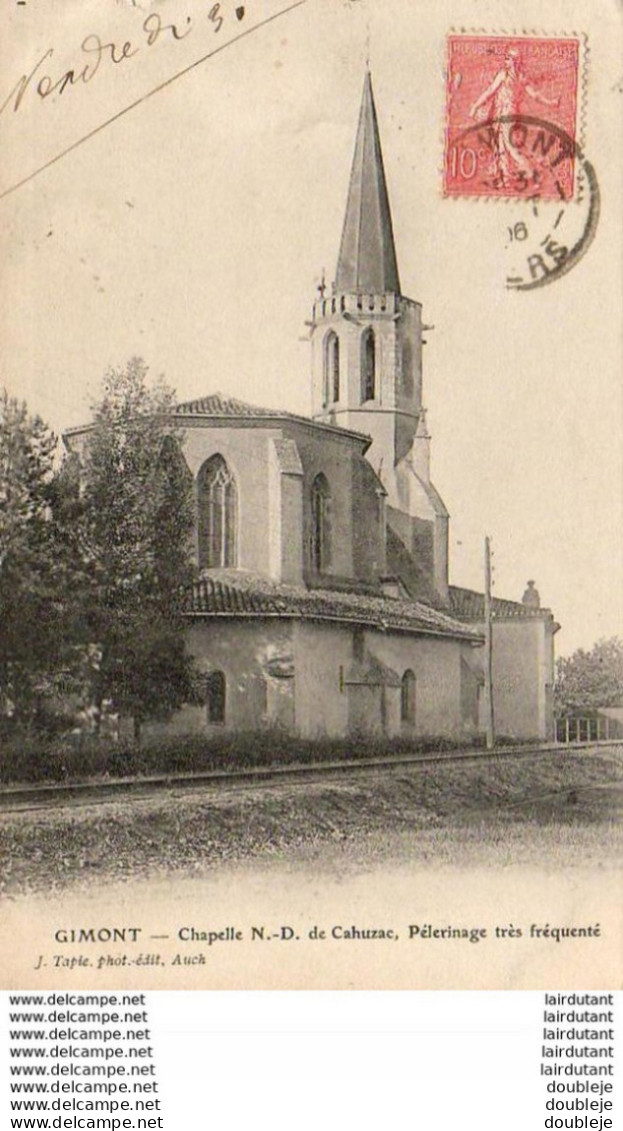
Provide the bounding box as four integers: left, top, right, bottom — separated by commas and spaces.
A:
335, 71, 401, 294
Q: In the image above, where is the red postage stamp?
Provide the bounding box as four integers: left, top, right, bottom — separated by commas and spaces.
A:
444, 35, 581, 200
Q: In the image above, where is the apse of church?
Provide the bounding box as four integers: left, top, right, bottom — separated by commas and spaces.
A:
64, 71, 557, 743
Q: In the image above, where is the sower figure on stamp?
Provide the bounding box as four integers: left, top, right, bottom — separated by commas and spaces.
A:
469, 48, 559, 184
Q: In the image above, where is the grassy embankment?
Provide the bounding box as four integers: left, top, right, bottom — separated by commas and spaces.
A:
1, 747, 621, 894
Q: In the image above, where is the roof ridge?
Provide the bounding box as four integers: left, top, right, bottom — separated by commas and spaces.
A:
175, 391, 283, 417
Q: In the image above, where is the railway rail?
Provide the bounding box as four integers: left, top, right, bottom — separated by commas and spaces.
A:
1, 739, 621, 816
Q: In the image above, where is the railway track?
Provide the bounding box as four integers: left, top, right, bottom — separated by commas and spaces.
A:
1, 739, 621, 816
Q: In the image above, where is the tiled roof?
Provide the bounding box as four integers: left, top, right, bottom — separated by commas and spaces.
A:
67, 392, 369, 452
174, 392, 371, 447
184, 571, 483, 642
449, 585, 553, 620
175, 392, 285, 418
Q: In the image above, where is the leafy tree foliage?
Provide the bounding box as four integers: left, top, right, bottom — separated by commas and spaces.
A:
0, 389, 79, 719
554, 637, 623, 714
71, 358, 196, 732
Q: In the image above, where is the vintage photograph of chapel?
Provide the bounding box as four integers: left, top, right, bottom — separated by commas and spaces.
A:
1, 0, 621, 989
63, 69, 559, 743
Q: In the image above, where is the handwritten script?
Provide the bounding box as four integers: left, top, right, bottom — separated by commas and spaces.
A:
0, 0, 308, 200
1, 9, 224, 118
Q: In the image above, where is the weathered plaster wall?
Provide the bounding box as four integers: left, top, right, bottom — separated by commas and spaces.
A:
292, 622, 352, 737
294, 622, 474, 739
148, 619, 295, 737
146, 615, 477, 742
288, 426, 358, 581
268, 438, 304, 583
468, 618, 553, 739
491, 620, 542, 738
359, 630, 469, 737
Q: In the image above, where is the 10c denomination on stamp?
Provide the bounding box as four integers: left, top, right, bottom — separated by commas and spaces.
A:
444, 34, 582, 200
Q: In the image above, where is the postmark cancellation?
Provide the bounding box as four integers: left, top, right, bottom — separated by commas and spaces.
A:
444, 33, 584, 201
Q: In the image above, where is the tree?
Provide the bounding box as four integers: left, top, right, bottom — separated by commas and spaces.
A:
70, 358, 196, 735
554, 637, 623, 714
0, 389, 80, 720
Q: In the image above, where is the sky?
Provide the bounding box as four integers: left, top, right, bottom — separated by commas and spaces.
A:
1, 0, 621, 656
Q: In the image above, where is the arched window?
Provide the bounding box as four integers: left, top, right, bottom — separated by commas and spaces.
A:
323, 332, 340, 404
311, 473, 331, 573
198, 454, 238, 569
401, 669, 416, 724
361, 328, 376, 402
206, 670, 226, 723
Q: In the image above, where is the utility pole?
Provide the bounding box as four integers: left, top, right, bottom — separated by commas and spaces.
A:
483, 535, 495, 750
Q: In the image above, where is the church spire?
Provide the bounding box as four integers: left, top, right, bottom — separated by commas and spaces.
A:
335, 71, 401, 294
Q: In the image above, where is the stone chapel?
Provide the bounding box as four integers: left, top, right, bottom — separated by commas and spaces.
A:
66, 72, 559, 742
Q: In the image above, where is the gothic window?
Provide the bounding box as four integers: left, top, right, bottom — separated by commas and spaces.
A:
206, 670, 226, 723
401, 669, 416, 724
198, 454, 238, 569
311, 473, 331, 573
323, 332, 340, 405
361, 328, 376, 402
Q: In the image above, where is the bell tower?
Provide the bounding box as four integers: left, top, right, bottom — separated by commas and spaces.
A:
311, 70, 423, 472
310, 71, 449, 602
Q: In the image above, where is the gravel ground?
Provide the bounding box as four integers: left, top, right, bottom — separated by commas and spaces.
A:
1, 747, 621, 897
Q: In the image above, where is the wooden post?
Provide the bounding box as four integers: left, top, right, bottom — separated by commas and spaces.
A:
483, 536, 495, 750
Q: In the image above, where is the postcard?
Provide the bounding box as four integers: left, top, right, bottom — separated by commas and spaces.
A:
0, 0, 621, 989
